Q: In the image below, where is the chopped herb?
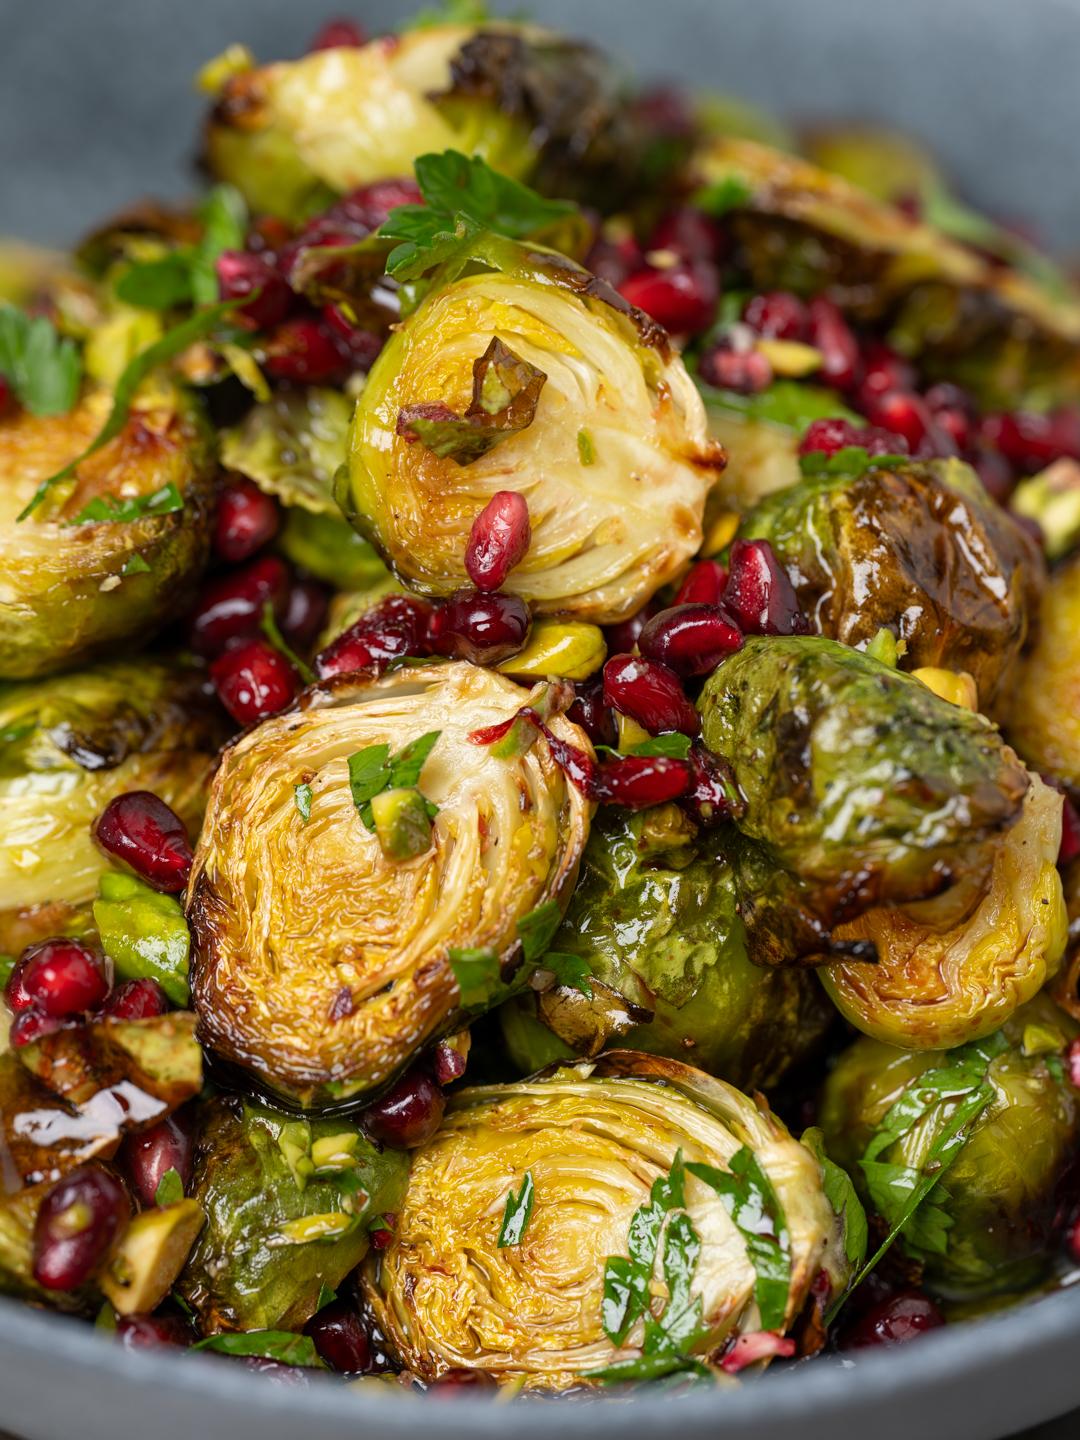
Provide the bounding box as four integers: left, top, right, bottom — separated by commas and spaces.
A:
601, 1150, 687, 1346
405, 0, 491, 28
347, 732, 441, 830
798, 444, 909, 478
864, 628, 899, 669
577, 428, 596, 465
498, 1171, 535, 1247
0, 955, 17, 990
115, 185, 247, 311
154, 1168, 185, 1208
191, 1330, 321, 1368
517, 899, 563, 963
115, 254, 195, 311
260, 601, 315, 685
448, 946, 507, 1010
699, 378, 859, 433
314, 1284, 337, 1312
0, 304, 82, 417
538, 951, 593, 999
0, 720, 34, 746
121, 553, 152, 576
629, 733, 692, 760
692, 174, 754, 217
388, 730, 442, 790
68, 481, 184, 528
294, 783, 313, 823
801, 1128, 868, 1270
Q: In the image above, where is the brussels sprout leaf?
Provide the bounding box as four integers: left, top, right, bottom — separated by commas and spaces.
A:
397, 338, 547, 465
155, 1168, 185, 1208
294, 783, 313, 823
801, 1129, 867, 1269
191, 1330, 321, 1368
517, 900, 563, 963
498, 1170, 535, 1247
0, 304, 82, 417
68, 481, 184, 527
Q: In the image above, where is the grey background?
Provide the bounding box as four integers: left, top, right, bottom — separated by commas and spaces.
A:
1, 1, 1079, 1436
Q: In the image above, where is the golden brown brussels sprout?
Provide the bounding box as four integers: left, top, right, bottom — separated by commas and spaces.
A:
188, 663, 592, 1108
0, 386, 216, 678
362, 1051, 847, 1389
178, 1096, 408, 1333
502, 805, 831, 1088
1006, 554, 1080, 787
738, 457, 1044, 702
341, 244, 723, 623
0, 659, 223, 955
821, 772, 1067, 1049
819, 995, 1080, 1299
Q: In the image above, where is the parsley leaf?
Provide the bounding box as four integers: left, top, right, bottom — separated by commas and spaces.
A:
692, 175, 753, 217
498, 1171, 535, 1247
346, 733, 441, 830
801, 1128, 867, 1269
0, 305, 82, 416
122, 553, 152, 576
628, 733, 692, 760
538, 951, 593, 999
698, 377, 860, 433
798, 444, 909, 478
0, 955, 17, 990
602, 1149, 687, 1347
448, 946, 507, 1010
260, 601, 315, 684
116, 184, 247, 311
388, 730, 442, 789
405, 0, 491, 28
294, 783, 313, 823
191, 1331, 320, 1367
517, 899, 563, 963
315, 1284, 337, 1312
154, 1168, 185, 1208
67, 481, 184, 527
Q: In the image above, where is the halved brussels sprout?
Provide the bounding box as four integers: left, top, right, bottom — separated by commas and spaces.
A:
821, 771, 1067, 1049
0, 659, 224, 955
341, 244, 723, 622
0, 386, 216, 678
738, 457, 1043, 701
1005, 554, 1080, 787
361, 1051, 845, 1389
502, 805, 831, 1088
698, 637, 1030, 939
178, 1096, 409, 1333
188, 662, 592, 1107
819, 995, 1080, 1299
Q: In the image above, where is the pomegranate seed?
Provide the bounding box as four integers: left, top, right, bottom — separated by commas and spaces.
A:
586, 233, 645, 288
94, 791, 193, 893
595, 753, 691, 808
1067, 1039, 1080, 1089
842, 1289, 945, 1349
721, 1332, 797, 1374
681, 744, 740, 825
856, 342, 916, 404
308, 18, 366, 50
281, 578, 330, 648
648, 208, 725, 264
675, 559, 728, 607
211, 638, 300, 726
743, 291, 807, 340
16, 939, 109, 1018
263, 318, 349, 385
567, 677, 617, 748
1060, 795, 1080, 866
1065, 1213, 1080, 1265
638, 604, 743, 677
213, 477, 280, 565
120, 1113, 194, 1208
971, 445, 1015, 503
807, 297, 859, 390
32, 1166, 130, 1291
799, 417, 862, 457
102, 978, 169, 1020
542, 730, 599, 798
433, 1038, 468, 1085
602, 655, 700, 737
315, 595, 433, 680
216, 250, 292, 331
617, 261, 719, 335
925, 382, 976, 451
698, 341, 772, 395
9, 1009, 65, 1048
331, 179, 423, 231
116, 1313, 193, 1349
860, 425, 910, 456
465, 491, 532, 592
320, 305, 383, 373
0, 375, 13, 418
427, 591, 530, 666
190, 554, 290, 657
861, 390, 941, 455
363, 1068, 445, 1149
603, 600, 661, 656
722, 539, 805, 636
305, 1301, 374, 1374
430, 1371, 498, 1393
5, 951, 35, 1013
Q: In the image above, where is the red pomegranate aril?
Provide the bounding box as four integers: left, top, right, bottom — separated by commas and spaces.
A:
861, 389, 937, 454
320, 306, 384, 373
9, 1009, 65, 1048
595, 753, 691, 809
585, 232, 645, 288
807, 297, 859, 390
842, 1289, 945, 1349
465, 491, 532, 592
102, 978, 169, 1020
190, 554, 290, 657
603, 654, 700, 737
238, 1357, 310, 1384
799, 417, 862, 458
674, 558, 728, 607
430, 1370, 499, 1393
603, 599, 660, 656
698, 342, 772, 395
363, 1068, 445, 1149
263, 318, 349, 385
743, 291, 808, 341
327, 178, 424, 234
94, 791, 193, 893
213, 477, 280, 565
638, 603, 743, 677
567, 677, 618, 748
617, 261, 719, 336
371, 1215, 396, 1250
316, 595, 434, 680
17, 939, 109, 1018
433, 1038, 468, 1085
721, 1331, 796, 1374
1065, 1213, 1080, 1265
981, 408, 1080, 472
856, 342, 916, 404
681, 744, 740, 825
723, 539, 805, 637
1067, 1038, 1080, 1089
427, 591, 530, 666
120, 1113, 194, 1209
860, 424, 910, 456
281, 578, 330, 648
308, 17, 366, 50
542, 730, 600, 798
116, 1312, 193, 1350
305, 1300, 374, 1374
5, 951, 34, 1013
211, 638, 299, 726
216, 250, 292, 331
0, 375, 13, 418
649, 208, 725, 264
32, 1166, 130, 1291
1060, 794, 1080, 866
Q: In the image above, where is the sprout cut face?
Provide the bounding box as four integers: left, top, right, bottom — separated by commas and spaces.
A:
188, 662, 593, 1108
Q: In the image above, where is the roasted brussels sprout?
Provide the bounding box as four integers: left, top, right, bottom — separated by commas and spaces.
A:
361, 1051, 847, 1389
341, 243, 723, 622
0, 386, 216, 678
178, 1096, 409, 1333
189, 662, 592, 1107
737, 457, 1043, 701
819, 995, 1080, 1299
821, 772, 1066, 1049
1006, 554, 1080, 787
502, 805, 831, 1088
0, 659, 223, 955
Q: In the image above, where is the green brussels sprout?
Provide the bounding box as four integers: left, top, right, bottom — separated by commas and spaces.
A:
737, 457, 1044, 702
819, 995, 1080, 1299
501, 805, 831, 1088
188, 662, 593, 1108
361, 1051, 849, 1390
1006, 554, 1080, 787
0, 658, 224, 955
0, 385, 216, 678
177, 1096, 409, 1334
341, 242, 723, 623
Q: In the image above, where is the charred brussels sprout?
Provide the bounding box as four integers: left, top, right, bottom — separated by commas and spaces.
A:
341, 244, 723, 623
178, 1097, 409, 1333
0, 387, 216, 678
502, 805, 831, 1088
188, 663, 592, 1108
821, 772, 1067, 1049
819, 996, 1080, 1299
738, 457, 1043, 701
0, 659, 223, 955
361, 1052, 847, 1389
1006, 554, 1080, 787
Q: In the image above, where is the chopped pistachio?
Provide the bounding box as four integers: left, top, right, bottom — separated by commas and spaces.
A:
100, 1201, 206, 1316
